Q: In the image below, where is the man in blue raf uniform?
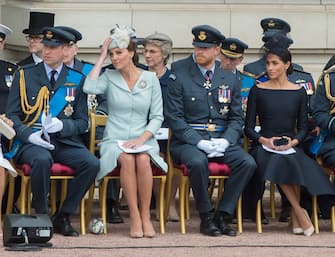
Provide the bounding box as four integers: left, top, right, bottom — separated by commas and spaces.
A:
0, 24, 17, 115
166, 25, 256, 237
220, 37, 254, 115
0, 23, 18, 215
6, 27, 99, 236
311, 69, 335, 217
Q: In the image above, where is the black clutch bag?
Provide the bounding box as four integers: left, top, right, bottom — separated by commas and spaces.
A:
273, 138, 289, 146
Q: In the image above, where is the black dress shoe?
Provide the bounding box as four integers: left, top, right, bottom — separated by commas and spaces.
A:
200, 217, 221, 237
107, 205, 124, 224
214, 211, 237, 237
52, 213, 79, 237
216, 219, 237, 236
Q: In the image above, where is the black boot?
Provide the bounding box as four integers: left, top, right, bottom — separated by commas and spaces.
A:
107, 199, 124, 224
213, 211, 237, 237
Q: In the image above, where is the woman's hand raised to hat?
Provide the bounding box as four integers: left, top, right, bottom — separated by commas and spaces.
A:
87, 37, 113, 79
99, 37, 112, 60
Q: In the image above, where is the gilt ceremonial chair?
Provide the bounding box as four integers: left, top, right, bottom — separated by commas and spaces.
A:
6, 162, 87, 235
165, 130, 242, 234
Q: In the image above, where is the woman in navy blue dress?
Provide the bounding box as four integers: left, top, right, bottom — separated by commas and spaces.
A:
245, 34, 335, 236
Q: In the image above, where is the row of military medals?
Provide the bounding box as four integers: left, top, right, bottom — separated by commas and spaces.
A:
64, 87, 75, 117
218, 86, 231, 115
203, 75, 231, 115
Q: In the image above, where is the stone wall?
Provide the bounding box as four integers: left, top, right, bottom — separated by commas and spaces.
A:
1, 0, 335, 81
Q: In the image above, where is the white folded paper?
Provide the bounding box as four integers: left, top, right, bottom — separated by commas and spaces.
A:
262, 144, 296, 155
117, 140, 152, 153
155, 128, 168, 140
0, 157, 17, 177
0, 118, 15, 140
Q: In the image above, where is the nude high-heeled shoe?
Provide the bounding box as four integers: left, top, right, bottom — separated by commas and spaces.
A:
130, 216, 143, 238
143, 220, 156, 238
291, 210, 303, 235
302, 209, 314, 237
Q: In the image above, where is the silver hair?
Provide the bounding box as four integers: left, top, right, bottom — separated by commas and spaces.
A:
144, 39, 172, 65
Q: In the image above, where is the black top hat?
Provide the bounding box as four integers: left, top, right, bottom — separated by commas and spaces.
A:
260, 18, 291, 34
42, 27, 75, 47
22, 12, 55, 35
192, 25, 224, 48
221, 38, 248, 59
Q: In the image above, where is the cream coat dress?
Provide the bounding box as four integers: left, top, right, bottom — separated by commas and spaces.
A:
83, 69, 167, 181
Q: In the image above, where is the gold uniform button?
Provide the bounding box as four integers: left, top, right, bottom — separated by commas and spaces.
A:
210, 106, 213, 109
191, 97, 195, 101
208, 92, 212, 96
209, 119, 212, 123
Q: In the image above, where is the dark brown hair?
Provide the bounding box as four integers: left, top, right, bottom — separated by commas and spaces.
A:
266, 48, 293, 75
128, 40, 139, 66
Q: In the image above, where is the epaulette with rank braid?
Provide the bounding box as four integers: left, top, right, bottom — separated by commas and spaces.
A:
19, 68, 49, 126
322, 67, 335, 114
240, 70, 256, 78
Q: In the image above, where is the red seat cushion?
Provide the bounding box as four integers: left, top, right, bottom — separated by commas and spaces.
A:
18, 163, 76, 176
106, 165, 166, 177
176, 162, 231, 176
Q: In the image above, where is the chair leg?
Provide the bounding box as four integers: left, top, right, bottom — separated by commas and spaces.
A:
50, 180, 57, 215
312, 196, 319, 234
27, 183, 32, 214
60, 180, 68, 208
270, 182, 276, 218
100, 178, 109, 234
186, 182, 190, 220
6, 175, 15, 214
80, 197, 86, 235
165, 167, 175, 220
236, 195, 243, 233
256, 199, 262, 233
331, 206, 335, 233
216, 178, 224, 209
208, 178, 216, 200
20, 176, 28, 214
85, 184, 96, 227
179, 176, 187, 234
158, 176, 166, 234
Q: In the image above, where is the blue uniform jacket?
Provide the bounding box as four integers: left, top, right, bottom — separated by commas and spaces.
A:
312, 69, 335, 156
0, 60, 17, 114
6, 62, 89, 156
166, 55, 243, 147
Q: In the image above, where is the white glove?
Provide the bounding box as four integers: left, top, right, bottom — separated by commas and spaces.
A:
42, 113, 63, 133
207, 151, 225, 158
28, 130, 55, 150
211, 138, 230, 153
197, 140, 217, 154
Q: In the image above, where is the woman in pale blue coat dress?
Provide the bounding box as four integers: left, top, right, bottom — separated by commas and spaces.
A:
83, 27, 167, 238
